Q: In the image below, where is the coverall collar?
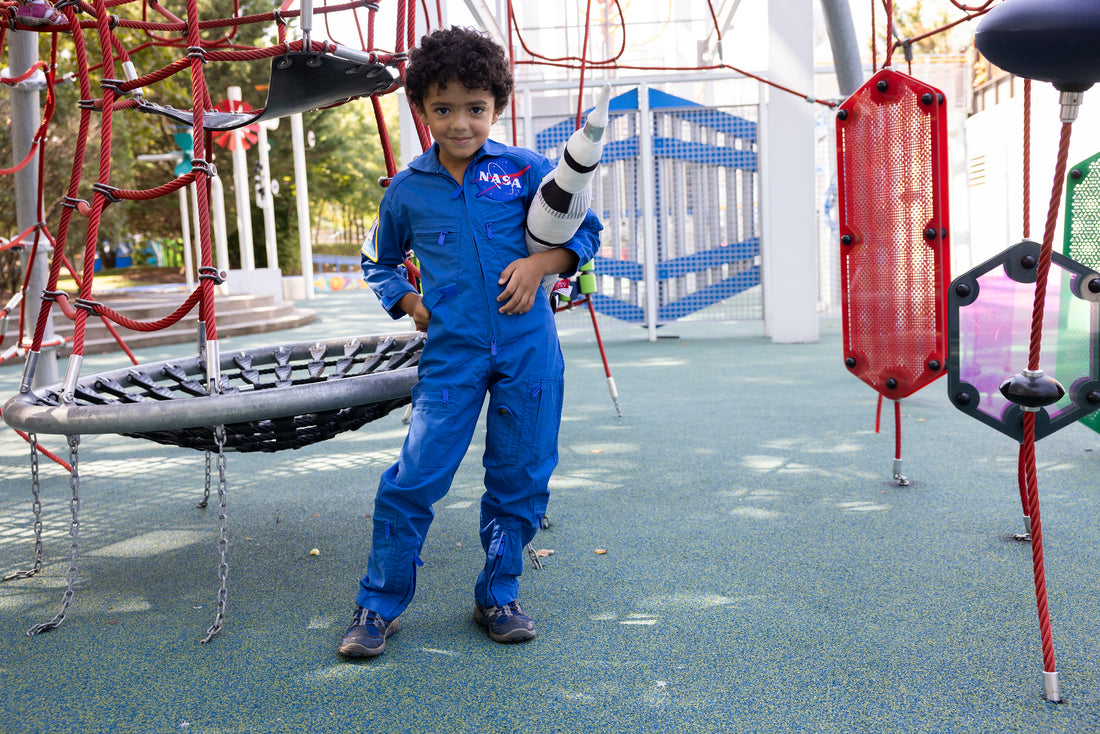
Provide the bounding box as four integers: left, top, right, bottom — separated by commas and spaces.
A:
410, 139, 508, 178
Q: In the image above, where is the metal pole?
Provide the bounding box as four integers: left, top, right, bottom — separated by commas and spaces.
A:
188, 181, 203, 285
257, 121, 279, 270
179, 187, 195, 290
638, 83, 658, 342
227, 86, 254, 270
8, 29, 58, 386
290, 112, 313, 300
209, 175, 231, 278
819, 0, 865, 97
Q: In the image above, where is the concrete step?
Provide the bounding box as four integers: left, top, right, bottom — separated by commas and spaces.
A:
49, 290, 317, 356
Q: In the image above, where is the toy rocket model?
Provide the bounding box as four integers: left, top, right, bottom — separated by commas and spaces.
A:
526, 84, 612, 290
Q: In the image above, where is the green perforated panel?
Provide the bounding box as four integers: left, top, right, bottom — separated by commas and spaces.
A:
1063, 151, 1100, 434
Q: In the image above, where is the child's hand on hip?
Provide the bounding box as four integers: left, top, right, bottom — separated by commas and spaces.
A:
497, 257, 543, 314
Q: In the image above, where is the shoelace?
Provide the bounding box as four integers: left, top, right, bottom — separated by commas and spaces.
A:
495, 602, 523, 618
353, 608, 386, 629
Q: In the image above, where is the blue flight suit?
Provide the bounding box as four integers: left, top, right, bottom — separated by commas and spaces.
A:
357, 138, 602, 619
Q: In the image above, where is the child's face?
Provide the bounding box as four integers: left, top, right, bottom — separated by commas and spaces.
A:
417, 83, 500, 179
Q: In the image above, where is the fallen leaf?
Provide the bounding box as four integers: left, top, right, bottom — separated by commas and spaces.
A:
594, 548, 608, 555
309, 548, 320, 556
535, 549, 554, 557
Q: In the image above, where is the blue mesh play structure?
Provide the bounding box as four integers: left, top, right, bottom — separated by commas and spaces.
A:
534, 88, 759, 325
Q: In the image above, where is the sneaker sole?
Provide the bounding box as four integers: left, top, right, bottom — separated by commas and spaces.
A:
337, 619, 399, 658
485, 626, 537, 643
473, 609, 537, 644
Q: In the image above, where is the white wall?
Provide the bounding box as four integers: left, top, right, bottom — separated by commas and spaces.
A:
964, 82, 1100, 273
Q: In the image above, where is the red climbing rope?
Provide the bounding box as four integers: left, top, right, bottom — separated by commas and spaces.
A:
893, 400, 902, 463
1021, 414, 1057, 674
574, 0, 594, 130
1023, 80, 1032, 239
1016, 117, 1074, 681
1028, 123, 1072, 372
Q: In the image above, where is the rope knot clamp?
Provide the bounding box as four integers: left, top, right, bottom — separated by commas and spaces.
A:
187, 46, 208, 63
107, 13, 119, 29
78, 98, 100, 110
40, 289, 64, 302
377, 175, 392, 188
91, 182, 122, 203
199, 266, 227, 285
191, 159, 217, 177
99, 77, 125, 93
53, 0, 80, 11
361, 1, 381, 10
61, 195, 88, 210
271, 8, 286, 26
72, 297, 103, 315
306, 42, 329, 67
277, 42, 294, 70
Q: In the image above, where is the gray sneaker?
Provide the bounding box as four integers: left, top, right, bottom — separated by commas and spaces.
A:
473, 601, 537, 643
337, 606, 399, 658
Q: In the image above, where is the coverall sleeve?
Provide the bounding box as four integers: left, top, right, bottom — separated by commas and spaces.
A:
360, 195, 418, 320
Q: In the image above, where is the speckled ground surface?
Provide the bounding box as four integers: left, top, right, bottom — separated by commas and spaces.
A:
2, 290, 1099, 733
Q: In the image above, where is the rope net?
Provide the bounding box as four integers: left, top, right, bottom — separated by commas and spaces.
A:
0, 0, 829, 443
0, 0, 438, 456
1, 0, 423, 365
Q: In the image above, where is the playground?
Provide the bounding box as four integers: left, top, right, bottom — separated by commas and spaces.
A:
2, 0, 1100, 729
2, 291, 1100, 732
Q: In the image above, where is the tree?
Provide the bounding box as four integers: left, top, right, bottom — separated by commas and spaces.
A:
875, 0, 972, 61
302, 95, 397, 250
1, 0, 401, 300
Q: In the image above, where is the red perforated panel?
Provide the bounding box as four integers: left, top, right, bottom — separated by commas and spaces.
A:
837, 68, 951, 399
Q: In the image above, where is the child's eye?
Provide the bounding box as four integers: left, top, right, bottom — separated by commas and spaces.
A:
470, 106, 486, 115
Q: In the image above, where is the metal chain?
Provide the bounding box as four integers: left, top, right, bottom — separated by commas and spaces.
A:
27, 434, 81, 636
198, 449, 211, 508
525, 542, 543, 571
2, 433, 44, 582
200, 426, 229, 643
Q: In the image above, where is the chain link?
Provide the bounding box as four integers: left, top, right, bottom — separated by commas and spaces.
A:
200, 426, 229, 643
2, 433, 44, 582
198, 449, 212, 508
27, 434, 82, 636
525, 542, 543, 571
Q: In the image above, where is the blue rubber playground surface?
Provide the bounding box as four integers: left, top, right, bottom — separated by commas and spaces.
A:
2, 289, 1099, 733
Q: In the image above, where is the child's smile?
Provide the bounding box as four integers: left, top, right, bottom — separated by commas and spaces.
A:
417, 82, 500, 181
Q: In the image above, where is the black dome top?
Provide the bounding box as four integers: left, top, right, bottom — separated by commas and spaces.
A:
975, 0, 1100, 90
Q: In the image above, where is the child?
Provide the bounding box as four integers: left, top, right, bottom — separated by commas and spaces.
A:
338, 26, 603, 658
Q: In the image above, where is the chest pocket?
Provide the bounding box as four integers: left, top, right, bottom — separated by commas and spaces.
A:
411, 220, 463, 284
479, 205, 529, 271
412, 223, 461, 257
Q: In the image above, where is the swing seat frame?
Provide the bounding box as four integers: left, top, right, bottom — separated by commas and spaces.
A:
2, 332, 423, 452
138, 49, 400, 132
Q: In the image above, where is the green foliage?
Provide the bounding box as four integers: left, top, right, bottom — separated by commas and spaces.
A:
1, 1, 399, 301
874, 0, 970, 59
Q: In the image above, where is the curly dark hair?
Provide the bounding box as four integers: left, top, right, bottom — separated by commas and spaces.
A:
405, 27, 513, 115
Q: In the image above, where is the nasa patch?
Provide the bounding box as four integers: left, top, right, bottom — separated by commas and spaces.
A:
361, 218, 380, 262
474, 158, 530, 202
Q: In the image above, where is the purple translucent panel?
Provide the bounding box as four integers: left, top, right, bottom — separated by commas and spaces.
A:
958, 263, 1088, 423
